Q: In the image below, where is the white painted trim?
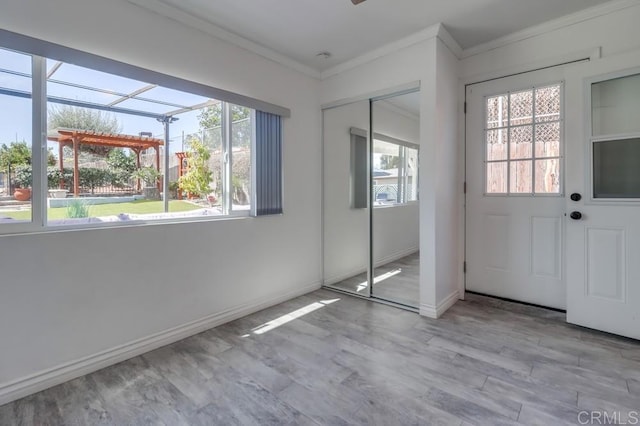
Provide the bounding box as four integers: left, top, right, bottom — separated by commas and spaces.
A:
0, 281, 321, 406
324, 247, 419, 286
463, 47, 601, 86
321, 24, 442, 80
420, 290, 460, 319
437, 24, 464, 59
461, 0, 639, 59
376, 99, 419, 122
125, 0, 322, 79
126, 0, 635, 83
321, 81, 420, 110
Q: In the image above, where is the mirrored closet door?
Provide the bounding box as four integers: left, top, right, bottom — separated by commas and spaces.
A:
322, 100, 371, 297
322, 90, 420, 310
371, 91, 420, 308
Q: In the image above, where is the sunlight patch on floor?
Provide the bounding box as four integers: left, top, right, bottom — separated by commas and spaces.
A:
355, 268, 403, 292
247, 298, 340, 336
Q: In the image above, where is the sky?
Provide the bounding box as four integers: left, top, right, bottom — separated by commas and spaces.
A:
0, 47, 213, 155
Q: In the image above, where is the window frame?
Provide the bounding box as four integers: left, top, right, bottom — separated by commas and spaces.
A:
586, 67, 640, 204
0, 30, 288, 235
483, 81, 565, 197
372, 132, 419, 208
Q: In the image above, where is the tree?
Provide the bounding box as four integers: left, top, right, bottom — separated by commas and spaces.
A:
0, 141, 31, 168
0, 141, 31, 192
178, 138, 212, 201
106, 148, 136, 187
380, 154, 400, 170
198, 104, 250, 140
48, 105, 122, 156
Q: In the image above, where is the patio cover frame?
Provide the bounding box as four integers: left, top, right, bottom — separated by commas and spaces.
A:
47, 129, 164, 196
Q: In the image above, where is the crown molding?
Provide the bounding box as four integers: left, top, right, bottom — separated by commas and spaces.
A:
437, 24, 464, 59
320, 23, 443, 80
376, 99, 420, 122
125, 0, 638, 83
125, 0, 322, 79
461, 0, 640, 59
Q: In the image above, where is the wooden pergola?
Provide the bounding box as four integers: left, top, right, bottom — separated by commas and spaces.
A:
47, 129, 164, 197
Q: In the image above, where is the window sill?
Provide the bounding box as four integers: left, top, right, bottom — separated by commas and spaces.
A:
373, 201, 419, 209
0, 209, 253, 237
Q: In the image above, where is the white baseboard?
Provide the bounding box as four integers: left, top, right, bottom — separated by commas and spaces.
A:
420, 290, 460, 319
376, 247, 418, 269
0, 281, 321, 406
324, 247, 419, 286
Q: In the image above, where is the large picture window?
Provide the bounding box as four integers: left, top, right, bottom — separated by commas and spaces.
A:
485, 83, 563, 195
0, 33, 286, 232
0, 48, 33, 224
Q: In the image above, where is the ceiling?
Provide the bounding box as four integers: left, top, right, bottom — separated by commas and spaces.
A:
137, 0, 615, 72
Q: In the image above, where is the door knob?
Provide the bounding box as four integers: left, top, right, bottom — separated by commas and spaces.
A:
570, 193, 582, 202
570, 211, 582, 220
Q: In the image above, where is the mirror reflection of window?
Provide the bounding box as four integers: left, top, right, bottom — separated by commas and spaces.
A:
373, 137, 419, 206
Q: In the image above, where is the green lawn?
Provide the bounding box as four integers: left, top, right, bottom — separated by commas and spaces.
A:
0, 200, 202, 221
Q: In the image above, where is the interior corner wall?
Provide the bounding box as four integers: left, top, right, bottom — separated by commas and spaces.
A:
320, 35, 462, 316
0, 0, 321, 405
434, 39, 461, 306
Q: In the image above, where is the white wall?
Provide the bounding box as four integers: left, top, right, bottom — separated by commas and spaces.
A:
461, 2, 640, 82
321, 28, 462, 316
0, 0, 321, 404
322, 100, 419, 285
434, 40, 461, 304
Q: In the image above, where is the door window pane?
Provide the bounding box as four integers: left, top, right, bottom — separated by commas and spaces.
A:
535, 159, 561, 194
510, 160, 532, 193
487, 95, 508, 128
486, 129, 507, 161
593, 138, 640, 198
510, 126, 533, 159
535, 85, 561, 123
510, 90, 533, 126
487, 162, 507, 194
592, 73, 640, 137
535, 122, 561, 158
485, 84, 562, 195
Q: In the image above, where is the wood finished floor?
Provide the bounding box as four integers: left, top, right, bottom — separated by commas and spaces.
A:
328, 252, 419, 307
1, 289, 639, 425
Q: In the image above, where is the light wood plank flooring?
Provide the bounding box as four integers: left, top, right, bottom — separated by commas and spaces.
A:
1, 289, 639, 425
328, 252, 419, 307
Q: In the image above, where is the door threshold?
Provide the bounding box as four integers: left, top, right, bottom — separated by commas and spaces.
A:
322, 286, 419, 313
465, 290, 566, 313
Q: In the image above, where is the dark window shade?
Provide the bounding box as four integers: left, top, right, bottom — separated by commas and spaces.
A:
351, 134, 368, 209
255, 111, 283, 215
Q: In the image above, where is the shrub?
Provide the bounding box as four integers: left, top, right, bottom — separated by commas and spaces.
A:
132, 166, 161, 187
66, 199, 90, 218
107, 149, 136, 187
78, 168, 112, 195
178, 139, 212, 200
13, 164, 32, 188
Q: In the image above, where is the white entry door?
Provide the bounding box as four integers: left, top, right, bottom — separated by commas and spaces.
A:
565, 52, 640, 340
466, 68, 566, 309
